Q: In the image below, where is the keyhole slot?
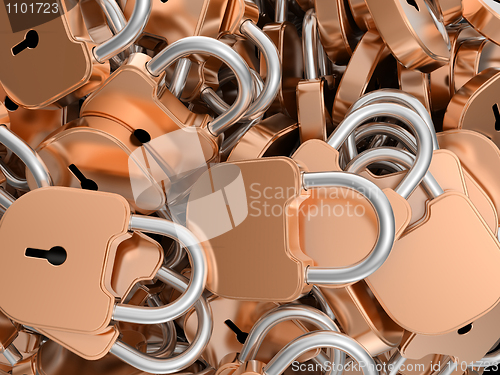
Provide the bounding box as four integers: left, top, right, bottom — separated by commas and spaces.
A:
406, 0, 420, 11
68, 164, 98, 191
493, 103, 500, 131
25, 246, 67, 266
4, 96, 18, 111
457, 323, 473, 335
224, 319, 248, 344
12, 30, 39, 56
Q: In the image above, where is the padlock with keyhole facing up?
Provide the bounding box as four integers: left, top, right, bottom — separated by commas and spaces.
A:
0, 0, 150, 109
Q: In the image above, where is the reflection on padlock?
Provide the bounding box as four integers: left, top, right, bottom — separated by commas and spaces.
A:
187, 157, 395, 301
463, 0, 500, 45
0, 0, 150, 108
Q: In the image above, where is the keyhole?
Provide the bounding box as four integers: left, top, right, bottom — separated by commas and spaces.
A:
25, 246, 67, 266
68, 164, 98, 191
4, 96, 18, 111
224, 319, 248, 344
457, 323, 473, 335
12, 30, 39, 56
406, 0, 420, 11
493, 103, 500, 131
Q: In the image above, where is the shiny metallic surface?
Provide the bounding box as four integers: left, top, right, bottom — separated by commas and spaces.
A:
93, 0, 151, 62
169, 58, 193, 99
110, 271, 212, 374
303, 171, 396, 284
264, 331, 378, 375
0, 125, 52, 188
113, 216, 207, 324
146, 36, 253, 136
303, 10, 319, 80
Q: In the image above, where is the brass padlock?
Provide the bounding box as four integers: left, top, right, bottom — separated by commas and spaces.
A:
0, 0, 150, 108
463, 0, 500, 45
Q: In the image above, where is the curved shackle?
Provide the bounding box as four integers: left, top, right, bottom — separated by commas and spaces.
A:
238, 305, 346, 375
93, 0, 151, 63
95, 0, 128, 36
327, 102, 434, 200
353, 123, 418, 155
0, 125, 52, 190
302, 171, 395, 284
146, 37, 253, 137
264, 331, 378, 375
345, 147, 444, 198
110, 270, 212, 374
112, 215, 207, 325
344, 90, 439, 159
200, 19, 281, 124
303, 9, 319, 80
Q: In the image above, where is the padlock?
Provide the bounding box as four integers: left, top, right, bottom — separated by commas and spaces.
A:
0, 312, 22, 366
221, 304, 345, 374
110, 270, 213, 374
292, 100, 435, 268
347, 0, 376, 31
0, 188, 209, 369
363, 163, 500, 337
186, 155, 395, 301
183, 298, 327, 368
319, 281, 404, 357
331, 29, 394, 125
36, 36, 253, 214
314, 0, 364, 65
363, 0, 450, 72
453, 38, 500, 93
437, 129, 500, 235
397, 64, 432, 114
260, 0, 303, 119
216, 331, 377, 375
443, 68, 500, 156
462, 0, 500, 46
297, 9, 334, 142
0, 0, 150, 109
226, 113, 300, 161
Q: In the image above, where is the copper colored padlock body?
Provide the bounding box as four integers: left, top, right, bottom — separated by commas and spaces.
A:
0, 1, 110, 109
332, 30, 391, 125
453, 38, 500, 92
400, 302, 500, 363
0, 85, 63, 148
429, 24, 482, 113
437, 129, 500, 228
397, 64, 432, 113
227, 113, 299, 161
314, 0, 363, 65
186, 157, 314, 301
0, 187, 132, 334
364, 0, 450, 72
463, 0, 500, 46
79, 0, 114, 45
320, 282, 404, 356
124, 0, 229, 43
220, 0, 259, 37
296, 0, 315, 11
347, 0, 376, 31
0, 329, 41, 366
183, 297, 318, 367
0, 312, 19, 351
297, 78, 334, 143
35, 339, 148, 375
30, 116, 168, 214
443, 68, 500, 149
366, 190, 500, 335
261, 21, 303, 120
357, 149, 497, 233
292, 140, 411, 269
434, 0, 463, 25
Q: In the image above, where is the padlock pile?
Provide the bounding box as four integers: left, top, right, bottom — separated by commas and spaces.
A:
2, 0, 500, 374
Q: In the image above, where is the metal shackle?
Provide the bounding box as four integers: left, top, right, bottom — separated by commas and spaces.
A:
146, 36, 254, 136
112, 216, 207, 325
263, 331, 378, 375
346, 147, 444, 199
110, 270, 212, 374
93, 0, 151, 63
238, 305, 345, 375
327, 102, 434, 200
302, 171, 395, 285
